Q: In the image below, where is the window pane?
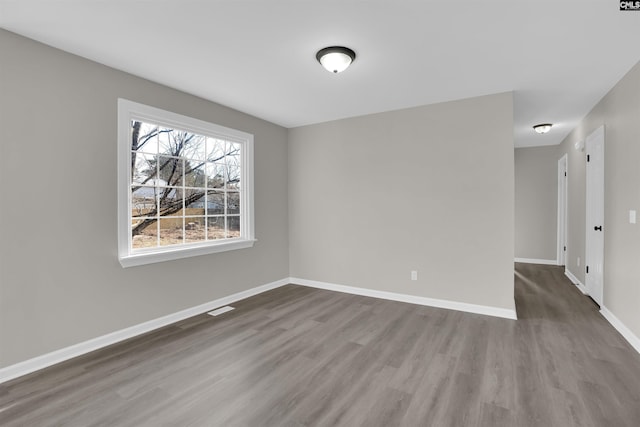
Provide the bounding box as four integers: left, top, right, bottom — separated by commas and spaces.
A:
158, 128, 178, 156
185, 188, 206, 213
227, 192, 240, 215
157, 156, 183, 187
131, 189, 157, 218
133, 121, 159, 154
159, 217, 183, 246
227, 216, 240, 238
183, 135, 207, 160
159, 187, 183, 217
207, 163, 226, 189
207, 191, 225, 215
132, 153, 157, 185
207, 216, 225, 240
132, 219, 158, 249
206, 137, 227, 162
226, 164, 240, 190
226, 142, 241, 166
184, 160, 206, 188
185, 217, 206, 244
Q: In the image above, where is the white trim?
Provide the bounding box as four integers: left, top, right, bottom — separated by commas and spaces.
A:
119, 239, 257, 268
0, 278, 288, 384
289, 277, 517, 320
0, 275, 523, 384
564, 269, 588, 294
514, 258, 558, 265
207, 306, 235, 316
117, 98, 255, 268
600, 306, 640, 355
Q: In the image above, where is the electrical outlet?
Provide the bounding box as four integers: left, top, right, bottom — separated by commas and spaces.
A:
411, 270, 418, 281
577, 257, 580, 267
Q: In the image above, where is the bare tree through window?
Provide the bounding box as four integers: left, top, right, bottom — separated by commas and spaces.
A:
130, 121, 241, 249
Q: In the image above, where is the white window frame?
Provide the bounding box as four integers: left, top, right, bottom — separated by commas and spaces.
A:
117, 99, 255, 268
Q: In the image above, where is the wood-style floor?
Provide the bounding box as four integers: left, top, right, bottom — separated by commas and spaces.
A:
2, 264, 640, 426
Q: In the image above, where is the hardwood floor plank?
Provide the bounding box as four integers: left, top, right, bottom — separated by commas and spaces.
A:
398, 352, 458, 425
356, 386, 412, 427
479, 318, 516, 410
476, 402, 515, 427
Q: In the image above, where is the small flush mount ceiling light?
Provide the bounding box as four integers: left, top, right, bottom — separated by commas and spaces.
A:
533, 123, 553, 134
316, 46, 356, 73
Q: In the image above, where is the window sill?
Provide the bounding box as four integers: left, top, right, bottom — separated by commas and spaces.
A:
119, 239, 256, 268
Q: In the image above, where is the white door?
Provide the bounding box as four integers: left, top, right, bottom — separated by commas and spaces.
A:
557, 154, 568, 266
585, 126, 604, 306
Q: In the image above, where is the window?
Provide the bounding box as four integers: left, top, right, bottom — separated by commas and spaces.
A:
118, 99, 254, 267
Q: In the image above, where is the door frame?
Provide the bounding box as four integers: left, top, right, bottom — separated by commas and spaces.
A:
557, 154, 568, 266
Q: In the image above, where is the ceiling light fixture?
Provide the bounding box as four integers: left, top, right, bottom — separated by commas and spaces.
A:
316, 46, 356, 74
533, 123, 553, 134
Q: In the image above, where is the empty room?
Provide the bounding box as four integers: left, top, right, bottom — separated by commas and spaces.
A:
2, 1, 640, 426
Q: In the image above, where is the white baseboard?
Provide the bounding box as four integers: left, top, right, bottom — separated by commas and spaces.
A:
564, 269, 588, 294
564, 271, 640, 355
515, 258, 558, 265
0, 278, 289, 384
600, 306, 640, 355
0, 275, 521, 384
289, 277, 518, 320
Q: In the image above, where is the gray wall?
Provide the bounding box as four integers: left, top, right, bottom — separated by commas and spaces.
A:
0, 30, 289, 368
558, 59, 640, 339
514, 145, 560, 261
288, 93, 516, 311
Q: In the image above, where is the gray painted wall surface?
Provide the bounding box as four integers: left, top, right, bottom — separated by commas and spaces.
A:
514, 146, 560, 261
558, 59, 640, 340
288, 93, 516, 311
0, 30, 290, 368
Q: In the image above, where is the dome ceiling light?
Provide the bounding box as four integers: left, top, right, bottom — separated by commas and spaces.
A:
316, 46, 356, 74
533, 123, 553, 134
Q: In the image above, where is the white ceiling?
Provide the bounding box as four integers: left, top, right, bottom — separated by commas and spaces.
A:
1, 1, 639, 147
